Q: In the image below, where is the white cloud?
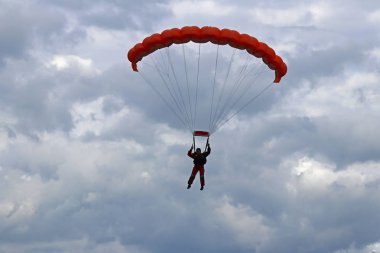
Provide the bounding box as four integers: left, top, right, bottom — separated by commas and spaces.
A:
0, 128, 11, 152
286, 156, 380, 198
271, 41, 297, 57
0, 127, 157, 243
335, 241, 380, 253
368, 47, 380, 60
48, 54, 100, 75
290, 156, 336, 193
83, 27, 131, 63
275, 71, 380, 118
0, 168, 44, 229
0, 238, 150, 253
250, 7, 308, 26
368, 10, 380, 23
169, 0, 236, 17
156, 126, 189, 146
70, 96, 131, 138
0, 113, 18, 152
215, 195, 272, 250
249, 3, 332, 26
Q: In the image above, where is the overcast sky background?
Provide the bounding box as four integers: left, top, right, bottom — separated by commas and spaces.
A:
1, 0, 380, 253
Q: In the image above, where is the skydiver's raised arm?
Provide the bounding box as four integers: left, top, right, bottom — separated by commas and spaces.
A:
204, 143, 211, 157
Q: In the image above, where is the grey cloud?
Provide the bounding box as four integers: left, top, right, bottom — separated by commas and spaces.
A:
40, 0, 171, 31
0, 1, 67, 65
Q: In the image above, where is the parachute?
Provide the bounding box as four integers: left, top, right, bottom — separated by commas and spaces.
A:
127, 26, 287, 144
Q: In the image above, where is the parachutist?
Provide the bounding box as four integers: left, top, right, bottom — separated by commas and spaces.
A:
187, 143, 211, 190
128, 27, 287, 177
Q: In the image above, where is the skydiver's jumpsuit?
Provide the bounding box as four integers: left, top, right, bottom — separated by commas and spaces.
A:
187, 146, 211, 187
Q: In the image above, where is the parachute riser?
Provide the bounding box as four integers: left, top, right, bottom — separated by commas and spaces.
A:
192, 131, 210, 152
204, 137, 209, 152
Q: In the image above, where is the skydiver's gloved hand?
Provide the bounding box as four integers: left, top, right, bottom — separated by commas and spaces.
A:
189, 145, 193, 152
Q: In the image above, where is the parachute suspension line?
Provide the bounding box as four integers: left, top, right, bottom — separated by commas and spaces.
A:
217, 54, 253, 112
204, 137, 209, 152
158, 49, 172, 78
153, 52, 189, 119
138, 72, 191, 133
209, 44, 220, 131
150, 54, 183, 112
164, 47, 192, 129
210, 54, 256, 132
212, 64, 266, 133
212, 81, 274, 134
210, 48, 237, 131
194, 43, 201, 131
149, 56, 183, 115
149, 55, 190, 129
182, 44, 194, 130
193, 135, 195, 152
228, 64, 266, 112
157, 50, 166, 72
223, 66, 266, 120
227, 53, 252, 96
166, 47, 194, 131
228, 56, 258, 101
155, 52, 191, 124
193, 136, 210, 153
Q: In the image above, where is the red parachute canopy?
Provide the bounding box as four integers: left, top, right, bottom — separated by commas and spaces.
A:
127, 26, 287, 83
127, 26, 288, 138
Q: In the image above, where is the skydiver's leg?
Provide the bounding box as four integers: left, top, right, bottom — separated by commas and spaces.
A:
199, 166, 205, 190
187, 167, 198, 188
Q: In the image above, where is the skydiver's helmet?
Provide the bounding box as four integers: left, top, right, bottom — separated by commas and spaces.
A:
196, 148, 201, 154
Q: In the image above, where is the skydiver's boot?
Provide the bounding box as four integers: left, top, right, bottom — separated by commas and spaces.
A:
200, 186, 204, 191
187, 184, 191, 189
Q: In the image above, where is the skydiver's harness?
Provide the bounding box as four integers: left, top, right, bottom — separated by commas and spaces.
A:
192, 153, 207, 166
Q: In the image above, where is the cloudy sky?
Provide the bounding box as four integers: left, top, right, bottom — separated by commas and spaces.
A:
1, 0, 380, 252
